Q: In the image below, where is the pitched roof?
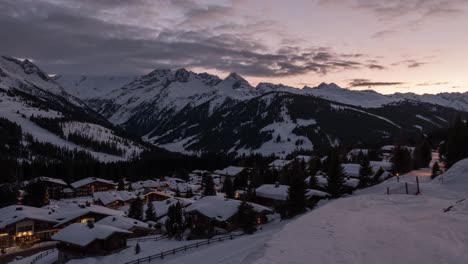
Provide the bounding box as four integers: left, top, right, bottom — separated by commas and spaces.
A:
268, 159, 292, 169
97, 215, 151, 231
71, 177, 116, 189
213, 166, 247, 176
0, 205, 60, 228
185, 196, 271, 221
34, 176, 67, 186
93, 190, 136, 205
52, 223, 131, 247
256, 184, 331, 201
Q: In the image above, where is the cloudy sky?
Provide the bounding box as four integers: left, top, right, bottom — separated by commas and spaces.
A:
2, 0, 468, 94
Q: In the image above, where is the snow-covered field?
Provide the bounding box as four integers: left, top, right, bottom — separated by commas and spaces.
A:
253, 159, 468, 264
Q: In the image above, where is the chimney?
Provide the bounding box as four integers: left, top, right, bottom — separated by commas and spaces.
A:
87, 220, 94, 229
275, 182, 280, 188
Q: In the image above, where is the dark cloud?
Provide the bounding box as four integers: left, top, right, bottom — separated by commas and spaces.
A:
0, 0, 388, 78
392, 59, 427, 69
367, 64, 386, 70
349, 79, 404, 87
372, 30, 396, 39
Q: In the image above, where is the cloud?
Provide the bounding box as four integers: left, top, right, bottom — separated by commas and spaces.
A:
372, 30, 396, 39
416, 82, 449, 86
0, 0, 390, 78
349, 79, 404, 87
392, 59, 427, 69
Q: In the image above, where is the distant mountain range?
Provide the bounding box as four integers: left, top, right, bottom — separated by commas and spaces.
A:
1, 56, 466, 159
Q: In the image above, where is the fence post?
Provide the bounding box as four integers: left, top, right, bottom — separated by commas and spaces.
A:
386, 187, 389, 195
416, 176, 420, 195
405, 182, 408, 194
230, 234, 233, 240
161, 252, 164, 259
184, 245, 187, 251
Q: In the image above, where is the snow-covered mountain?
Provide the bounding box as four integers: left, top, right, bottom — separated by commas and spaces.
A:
63, 68, 463, 157
0, 56, 145, 162
55, 74, 137, 99
10, 62, 463, 158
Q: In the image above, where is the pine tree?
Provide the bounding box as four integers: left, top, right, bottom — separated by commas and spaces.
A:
135, 242, 141, 254
359, 156, 373, 188
326, 148, 346, 198
222, 177, 235, 199
431, 162, 440, 179
128, 197, 144, 221
117, 178, 125, 191
165, 202, 184, 239
237, 199, 257, 234
286, 173, 307, 217
446, 117, 468, 167
203, 176, 216, 196
145, 202, 157, 222
391, 145, 413, 175
186, 187, 193, 198
23, 181, 49, 207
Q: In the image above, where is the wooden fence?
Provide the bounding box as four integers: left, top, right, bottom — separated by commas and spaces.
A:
125, 233, 243, 264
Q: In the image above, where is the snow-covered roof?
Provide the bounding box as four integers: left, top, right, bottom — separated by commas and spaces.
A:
213, 166, 247, 176
93, 190, 136, 205
52, 223, 131, 247
32, 176, 68, 186
131, 179, 166, 190
256, 184, 330, 201
71, 177, 116, 189
96, 215, 151, 231
149, 198, 193, 218
342, 164, 361, 177
185, 196, 271, 221
346, 149, 369, 159
370, 161, 392, 170
380, 145, 415, 152
294, 155, 314, 163
344, 178, 360, 188
306, 189, 331, 198
44, 203, 125, 227
268, 159, 292, 169
0, 205, 60, 228
256, 184, 289, 201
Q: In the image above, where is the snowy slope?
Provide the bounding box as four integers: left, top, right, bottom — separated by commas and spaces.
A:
0, 56, 144, 162
394, 92, 468, 112
56, 74, 137, 99
303, 83, 401, 108
253, 158, 468, 264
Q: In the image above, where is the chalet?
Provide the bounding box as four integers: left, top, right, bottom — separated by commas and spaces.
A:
97, 215, 153, 238
26, 177, 68, 200
93, 191, 137, 208
50, 203, 125, 228
342, 162, 393, 179
53, 222, 131, 263
268, 159, 292, 170
185, 196, 272, 236
149, 198, 193, 220
0, 205, 61, 248
139, 189, 173, 204
131, 180, 167, 191
71, 177, 117, 197
255, 183, 330, 208
213, 166, 249, 184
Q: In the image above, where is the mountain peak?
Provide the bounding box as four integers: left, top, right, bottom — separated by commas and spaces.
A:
317, 82, 341, 90
225, 72, 251, 89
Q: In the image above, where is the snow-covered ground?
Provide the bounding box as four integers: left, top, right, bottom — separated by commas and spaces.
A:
253, 158, 468, 264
